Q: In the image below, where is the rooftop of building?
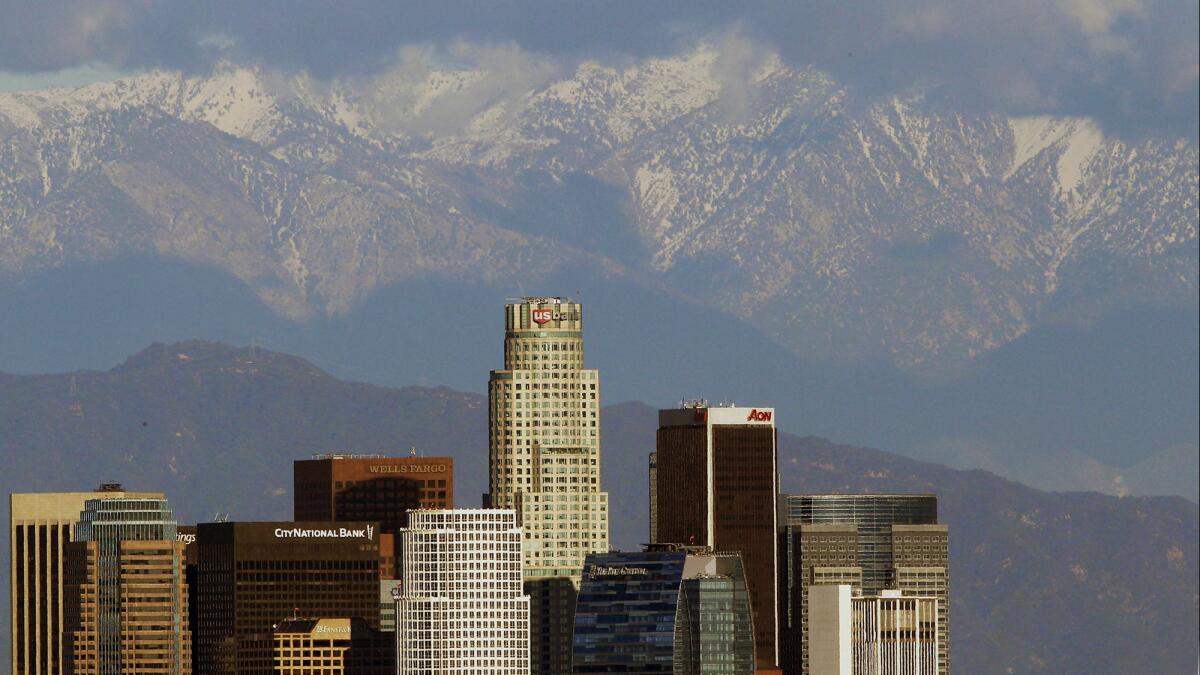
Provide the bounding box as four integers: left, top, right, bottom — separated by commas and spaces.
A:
272, 617, 381, 637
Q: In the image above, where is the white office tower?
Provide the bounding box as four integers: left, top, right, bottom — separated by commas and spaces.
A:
395, 509, 530, 674
809, 586, 939, 675
487, 297, 609, 673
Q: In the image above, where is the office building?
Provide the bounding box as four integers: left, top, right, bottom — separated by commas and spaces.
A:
572, 544, 755, 673
293, 453, 453, 579
779, 495, 949, 675
486, 296, 609, 673
808, 586, 939, 675
9, 484, 161, 675
394, 509, 530, 673
64, 495, 190, 674
378, 579, 402, 633
193, 521, 382, 674
272, 617, 393, 673
653, 402, 779, 669
648, 451, 658, 542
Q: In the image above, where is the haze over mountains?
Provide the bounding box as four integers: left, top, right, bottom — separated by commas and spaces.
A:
0, 47, 1196, 497
0, 341, 1195, 674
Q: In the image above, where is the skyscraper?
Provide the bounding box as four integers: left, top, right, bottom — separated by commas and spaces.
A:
572, 544, 755, 673
487, 296, 609, 673
64, 495, 190, 674
394, 509, 530, 674
192, 521, 382, 674
9, 484, 161, 675
653, 402, 780, 669
778, 494, 949, 675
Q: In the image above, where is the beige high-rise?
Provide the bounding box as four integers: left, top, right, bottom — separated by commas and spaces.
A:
66, 539, 191, 674
9, 486, 161, 675
487, 297, 609, 673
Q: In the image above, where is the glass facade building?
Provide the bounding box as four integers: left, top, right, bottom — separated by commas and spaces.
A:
778, 494, 948, 675
193, 521, 382, 674
781, 495, 937, 594
572, 546, 754, 674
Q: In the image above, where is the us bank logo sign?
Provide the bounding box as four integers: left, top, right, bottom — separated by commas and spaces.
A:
530, 307, 580, 325
275, 525, 375, 540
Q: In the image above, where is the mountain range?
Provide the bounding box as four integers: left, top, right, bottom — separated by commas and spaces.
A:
0, 341, 1195, 673
0, 47, 1195, 498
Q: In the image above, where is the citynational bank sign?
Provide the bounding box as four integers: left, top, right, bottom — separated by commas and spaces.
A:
275, 525, 376, 541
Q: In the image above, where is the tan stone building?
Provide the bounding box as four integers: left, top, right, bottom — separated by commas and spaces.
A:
66, 539, 191, 674
9, 485, 161, 675
63, 494, 190, 674
272, 618, 392, 674
486, 297, 609, 674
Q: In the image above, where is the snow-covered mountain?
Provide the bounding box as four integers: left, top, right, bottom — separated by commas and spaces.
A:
1, 47, 1195, 369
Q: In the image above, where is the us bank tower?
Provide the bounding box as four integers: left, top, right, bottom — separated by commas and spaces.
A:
487, 297, 609, 673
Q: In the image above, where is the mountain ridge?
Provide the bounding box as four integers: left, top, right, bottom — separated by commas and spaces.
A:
1, 48, 1194, 370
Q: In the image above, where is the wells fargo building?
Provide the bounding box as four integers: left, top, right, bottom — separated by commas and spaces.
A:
293, 454, 452, 578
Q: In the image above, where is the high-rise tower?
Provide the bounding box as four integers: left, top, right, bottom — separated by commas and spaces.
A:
778, 494, 949, 675
487, 296, 609, 673
653, 403, 780, 670
65, 495, 190, 674
9, 484, 161, 675
394, 509, 530, 673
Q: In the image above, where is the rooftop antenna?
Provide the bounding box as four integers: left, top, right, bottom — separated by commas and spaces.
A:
212, 512, 229, 522
409, 446, 418, 457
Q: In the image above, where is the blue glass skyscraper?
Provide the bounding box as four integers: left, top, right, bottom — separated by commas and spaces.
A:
572, 545, 754, 674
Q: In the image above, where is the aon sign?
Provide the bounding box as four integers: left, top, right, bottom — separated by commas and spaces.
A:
746, 409, 773, 422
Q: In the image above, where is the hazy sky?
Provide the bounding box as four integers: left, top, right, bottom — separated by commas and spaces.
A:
0, 0, 1196, 137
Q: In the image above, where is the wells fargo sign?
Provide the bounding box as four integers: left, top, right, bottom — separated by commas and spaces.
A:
368, 464, 448, 474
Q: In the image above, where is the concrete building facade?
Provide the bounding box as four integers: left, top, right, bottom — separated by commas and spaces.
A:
808, 586, 939, 675
394, 509, 530, 674
778, 495, 949, 675
272, 617, 392, 674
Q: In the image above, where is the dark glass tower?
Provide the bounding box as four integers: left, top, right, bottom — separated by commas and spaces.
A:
572, 545, 754, 674
654, 404, 779, 669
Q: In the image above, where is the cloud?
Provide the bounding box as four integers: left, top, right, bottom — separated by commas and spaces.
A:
0, 0, 1194, 136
